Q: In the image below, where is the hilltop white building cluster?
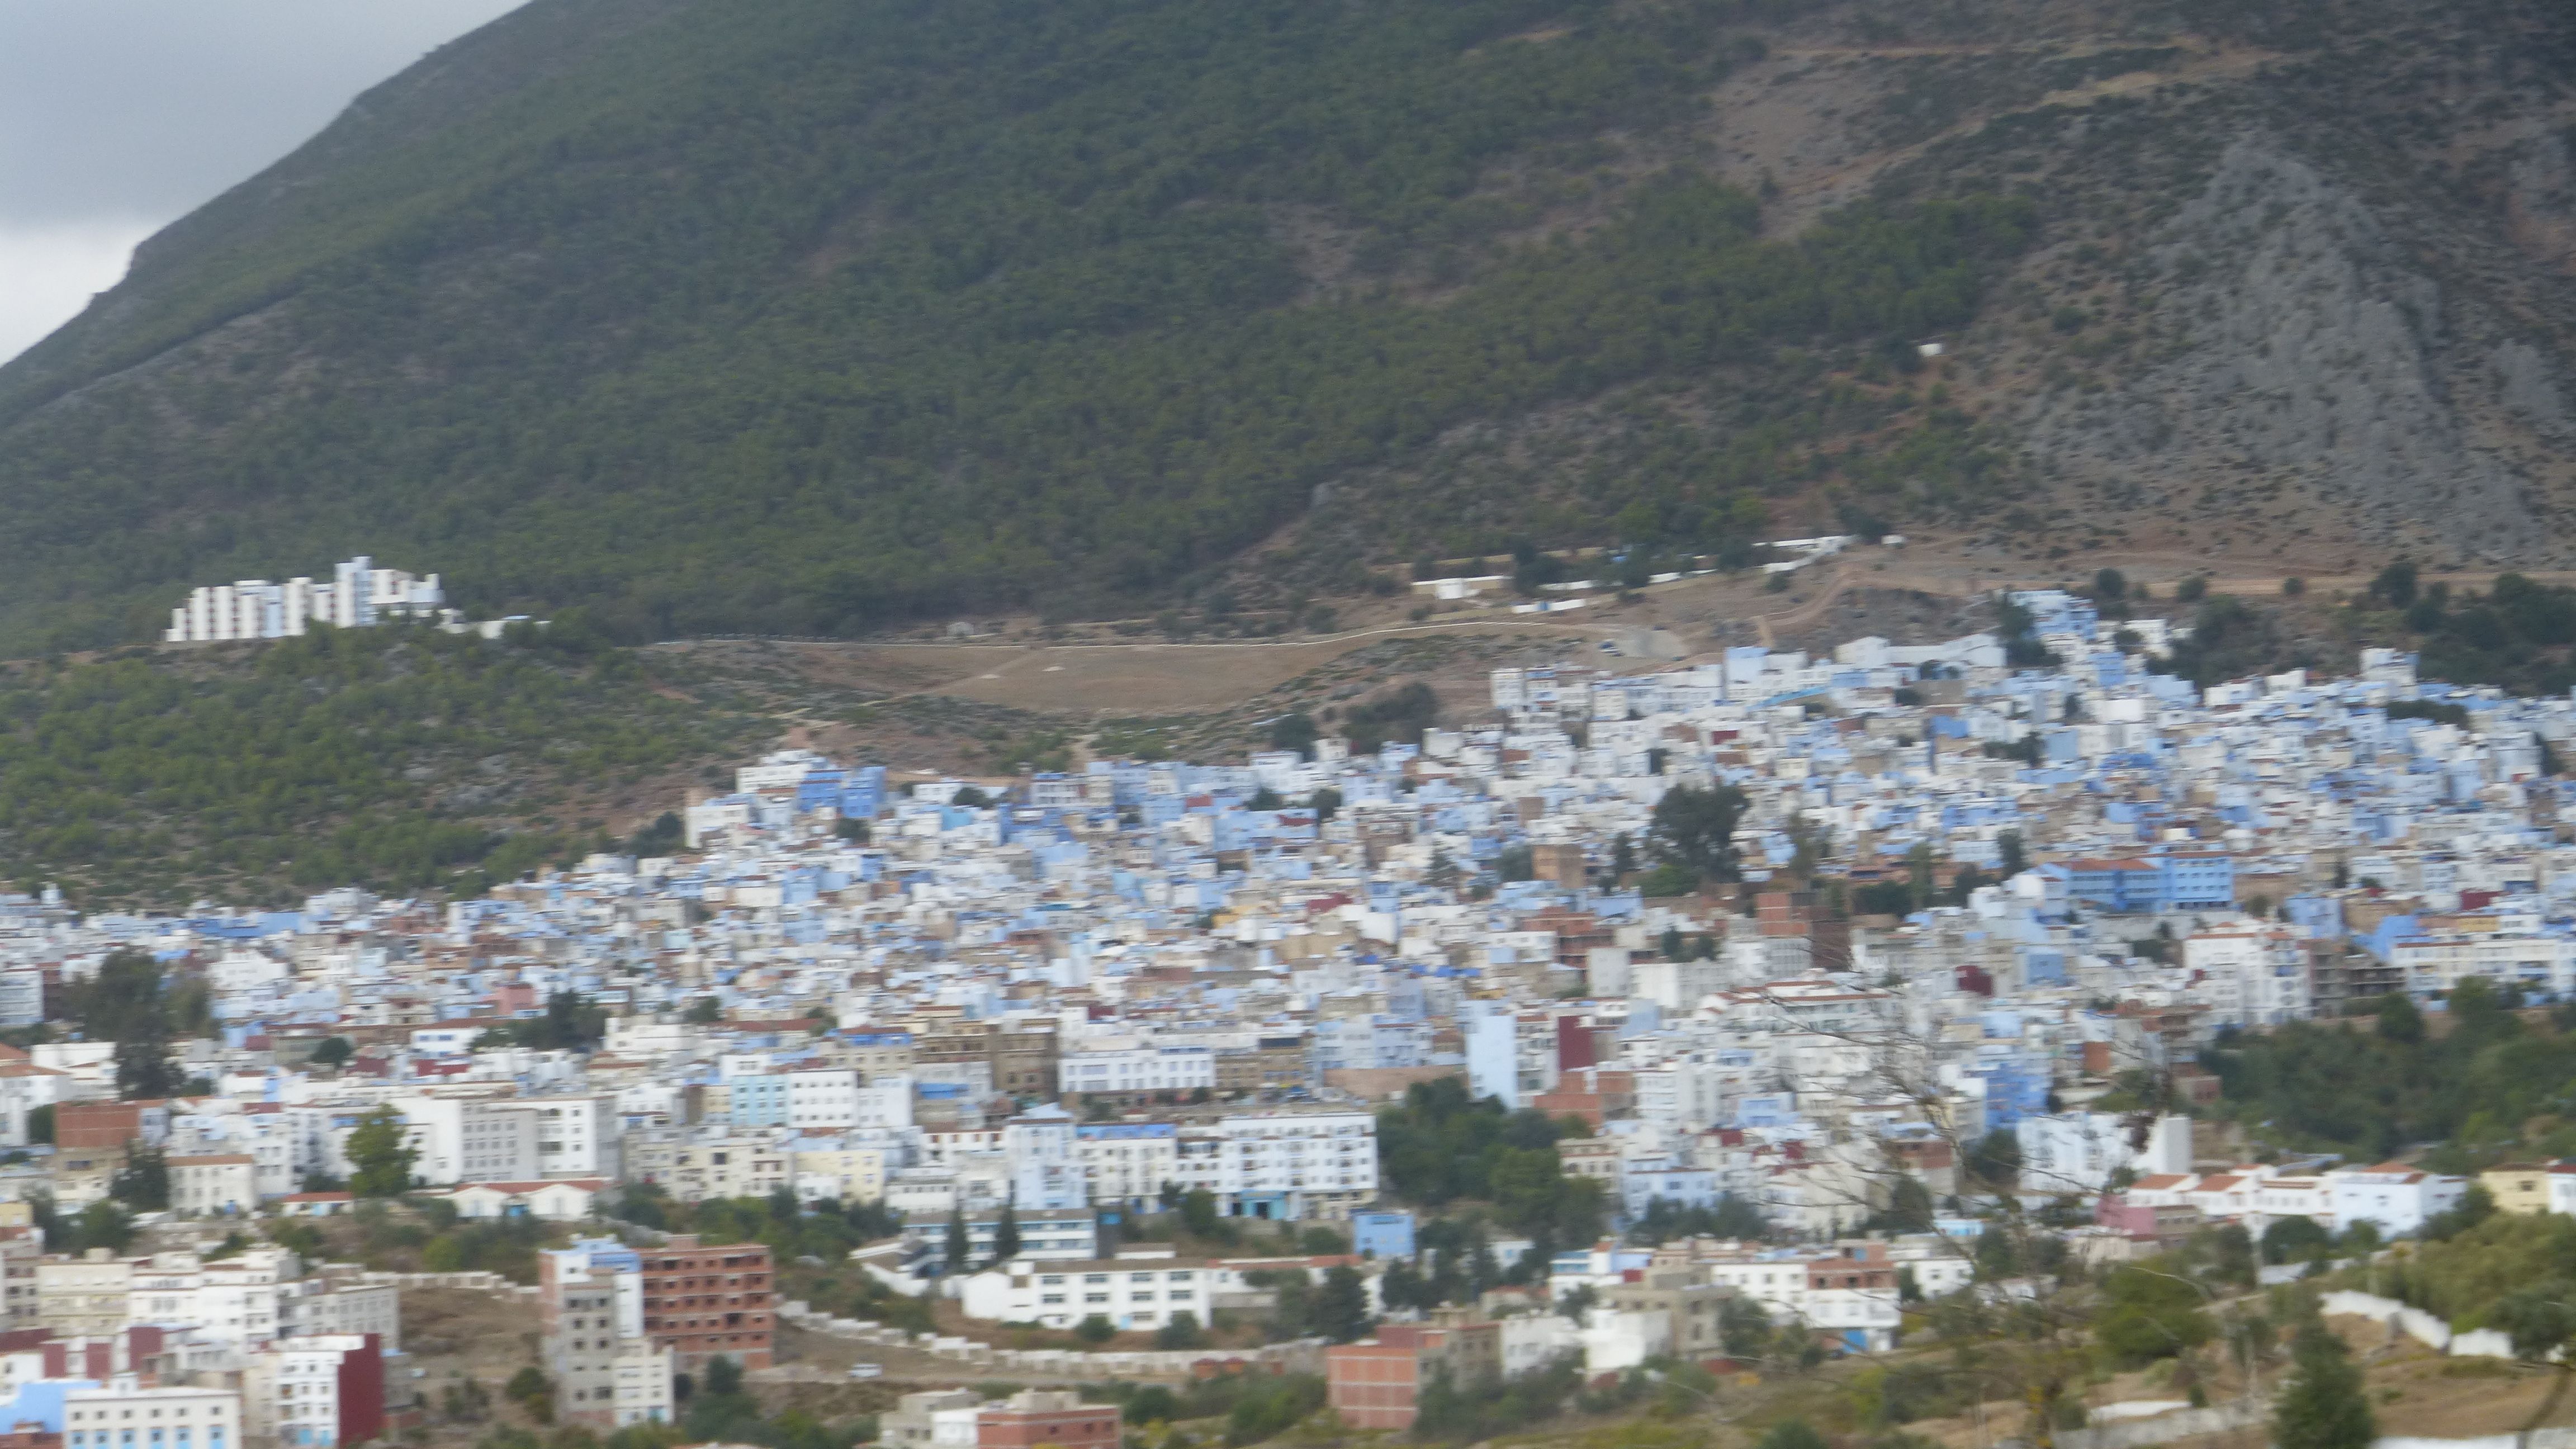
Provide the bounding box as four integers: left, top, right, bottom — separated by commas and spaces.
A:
0, 588, 2568, 1419
160, 556, 539, 644
163, 556, 446, 643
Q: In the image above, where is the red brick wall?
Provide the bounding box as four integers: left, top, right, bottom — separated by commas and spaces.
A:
976, 1407, 1119, 1449
1326, 1343, 1422, 1430
640, 1242, 775, 1368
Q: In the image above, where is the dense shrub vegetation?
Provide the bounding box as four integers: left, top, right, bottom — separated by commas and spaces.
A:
0, 626, 748, 906
2205, 979, 2576, 1166
1375, 1078, 1606, 1249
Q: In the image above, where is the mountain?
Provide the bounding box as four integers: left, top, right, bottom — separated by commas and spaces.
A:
1, 0, 2571, 654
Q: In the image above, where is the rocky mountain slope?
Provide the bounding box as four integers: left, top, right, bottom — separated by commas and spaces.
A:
0, 0, 2570, 652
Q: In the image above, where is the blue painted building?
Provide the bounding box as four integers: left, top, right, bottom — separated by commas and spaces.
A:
1351, 1210, 1417, 1259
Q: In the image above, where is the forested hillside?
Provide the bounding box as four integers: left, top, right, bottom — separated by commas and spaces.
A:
0, 626, 757, 907
1, 0, 2572, 651
2206, 981, 2576, 1168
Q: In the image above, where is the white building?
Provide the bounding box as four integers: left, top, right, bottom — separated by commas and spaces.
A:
2015, 1112, 2150, 1195
1073, 1126, 1178, 1211
1058, 1047, 1215, 1098
0, 1060, 71, 1147
0, 970, 41, 1029
2181, 928, 2312, 1026
1166, 1111, 1378, 1221
2328, 1163, 2467, 1238
786, 1069, 863, 1129
2390, 926, 2576, 1000
165, 555, 446, 643
958, 1252, 1213, 1332
240, 1334, 380, 1449
169, 1154, 259, 1217
65, 1377, 239, 1449
1002, 1106, 1087, 1211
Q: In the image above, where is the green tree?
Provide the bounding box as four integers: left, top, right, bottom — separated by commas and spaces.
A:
944, 1207, 969, 1270
309, 1037, 354, 1069
114, 1036, 181, 1101
1181, 1188, 1232, 1243
1870, 1177, 1935, 1235
2095, 1265, 2214, 1367
1313, 1265, 1374, 1343
1267, 713, 1320, 760
1963, 1130, 2022, 1192
684, 996, 723, 1025
504, 1367, 550, 1407
345, 1105, 418, 1196
2273, 1323, 2374, 1449
1155, 1311, 1206, 1349
993, 1200, 1021, 1262
1757, 1420, 1829, 1449
2374, 993, 2426, 1045
1076, 1314, 1117, 1344
1720, 1295, 1772, 1357
25, 1104, 52, 1145
1905, 841, 1937, 908
1645, 784, 1749, 883
110, 1145, 169, 1211
2261, 1216, 2332, 1266
72, 1200, 134, 1253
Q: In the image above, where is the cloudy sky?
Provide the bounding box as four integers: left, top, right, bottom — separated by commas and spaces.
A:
0, 0, 525, 366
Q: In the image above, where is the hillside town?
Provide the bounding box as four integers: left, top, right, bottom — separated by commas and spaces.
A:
0, 589, 2567, 1437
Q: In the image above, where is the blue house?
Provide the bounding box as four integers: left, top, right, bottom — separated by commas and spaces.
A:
1351, 1211, 1416, 1259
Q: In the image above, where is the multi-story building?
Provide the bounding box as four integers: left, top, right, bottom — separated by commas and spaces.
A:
169, 1156, 259, 1218
1167, 1111, 1377, 1221
790, 1144, 890, 1205
958, 1252, 1211, 1333
634, 1234, 774, 1370
163, 556, 445, 643
63, 1379, 238, 1449
38, 1253, 138, 1339
1056, 1048, 1214, 1102
1073, 1123, 1177, 1211
122, 1250, 384, 1352
624, 1130, 790, 1203
239, 1334, 383, 1449
536, 1239, 674, 1429
1326, 1315, 1503, 1431
899, 1207, 1097, 1268
912, 1020, 1058, 1101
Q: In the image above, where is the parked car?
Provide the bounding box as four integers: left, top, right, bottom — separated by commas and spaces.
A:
847, 1363, 884, 1380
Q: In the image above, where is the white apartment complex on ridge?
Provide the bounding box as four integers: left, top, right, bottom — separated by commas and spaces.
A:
165, 555, 444, 643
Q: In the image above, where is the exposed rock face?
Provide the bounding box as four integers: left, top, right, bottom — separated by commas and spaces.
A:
2023, 139, 2540, 560
2504, 125, 2576, 274
2494, 339, 2572, 436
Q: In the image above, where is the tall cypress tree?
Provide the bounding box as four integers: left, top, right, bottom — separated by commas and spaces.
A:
993, 1198, 1021, 1263
944, 1206, 969, 1271
2274, 1323, 2374, 1449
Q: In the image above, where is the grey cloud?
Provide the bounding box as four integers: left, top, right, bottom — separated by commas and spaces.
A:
0, 0, 526, 226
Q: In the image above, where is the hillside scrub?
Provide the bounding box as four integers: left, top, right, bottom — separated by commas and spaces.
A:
0, 626, 751, 906
2204, 979, 2576, 1165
